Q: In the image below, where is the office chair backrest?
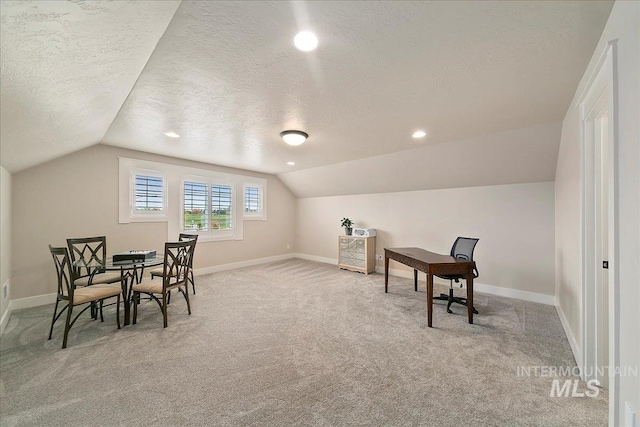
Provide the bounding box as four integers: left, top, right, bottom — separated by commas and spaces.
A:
450, 237, 479, 277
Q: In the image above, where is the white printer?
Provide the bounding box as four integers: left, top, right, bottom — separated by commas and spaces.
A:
352, 228, 376, 237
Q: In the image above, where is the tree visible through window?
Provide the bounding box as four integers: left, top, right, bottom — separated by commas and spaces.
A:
135, 175, 164, 211
245, 186, 261, 213
211, 185, 232, 230
184, 182, 208, 231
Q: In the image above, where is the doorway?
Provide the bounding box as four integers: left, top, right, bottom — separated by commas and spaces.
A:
580, 41, 618, 426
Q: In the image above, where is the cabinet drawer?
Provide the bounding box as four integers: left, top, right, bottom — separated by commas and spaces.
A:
338, 235, 375, 274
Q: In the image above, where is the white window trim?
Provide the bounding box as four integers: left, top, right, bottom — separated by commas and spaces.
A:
180, 176, 242, 242
129, 168, 168, 222
243, 181, 267, 221
119, 157, 265, 243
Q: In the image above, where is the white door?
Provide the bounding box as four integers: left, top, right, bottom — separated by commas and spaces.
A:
595, 111, 609, 389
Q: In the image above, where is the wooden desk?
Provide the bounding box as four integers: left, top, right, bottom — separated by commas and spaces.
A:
384, 247, 475, 327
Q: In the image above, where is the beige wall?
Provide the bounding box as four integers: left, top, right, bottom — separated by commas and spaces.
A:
0, 166, 11, 323
555, 1, 639, 423
11, 144, 296, 300
297, 182, 555, 296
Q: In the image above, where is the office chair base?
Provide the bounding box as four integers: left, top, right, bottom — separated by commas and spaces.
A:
434, 289, 478, 315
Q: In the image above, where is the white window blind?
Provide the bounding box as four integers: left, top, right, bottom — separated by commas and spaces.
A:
211, 184, 233, 231
244, 186, 261, 213
134, 174, 164, 212
183, 181, 209, 232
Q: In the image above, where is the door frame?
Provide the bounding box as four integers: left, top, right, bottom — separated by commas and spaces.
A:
578, 40, 619, 426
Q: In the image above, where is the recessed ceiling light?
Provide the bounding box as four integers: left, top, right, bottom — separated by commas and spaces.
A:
280, 130, 308, 146
287, 161, 295, 166
164, 132, 180, 138
294, 31, 318, 52
412, 130, 426, 139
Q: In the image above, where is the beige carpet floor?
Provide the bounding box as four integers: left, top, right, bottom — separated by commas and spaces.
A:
0, 259, 607, 426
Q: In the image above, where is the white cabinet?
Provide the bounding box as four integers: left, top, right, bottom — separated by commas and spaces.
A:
338, 235, 376, 274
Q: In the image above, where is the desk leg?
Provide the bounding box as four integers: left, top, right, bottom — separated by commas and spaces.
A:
384, 256, 389, 293
467, 271, 474, 324
427, 272, 433, 327
414, 269, 418, 291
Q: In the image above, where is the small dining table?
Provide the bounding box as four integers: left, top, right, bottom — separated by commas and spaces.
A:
73, 254, 164, 325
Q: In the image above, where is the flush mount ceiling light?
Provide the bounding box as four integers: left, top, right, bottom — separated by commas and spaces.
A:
412, 130, 427, 139
280, 130, 308, 146
164, 132, 180, 138
294, 31, 318, 51
287, 161, 296, 166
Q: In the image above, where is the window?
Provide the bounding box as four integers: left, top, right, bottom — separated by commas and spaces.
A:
211, 184, 233, 231
135, 175, 164, 212
245, 186, 260, 213
124, 167, 167, 222
243, 183, 266, 221
183, 181, 208, 232
181, 181, 235, 238
119, 157, 266, 240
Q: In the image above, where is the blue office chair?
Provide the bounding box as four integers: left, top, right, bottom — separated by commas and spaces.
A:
433, 237, 479, 314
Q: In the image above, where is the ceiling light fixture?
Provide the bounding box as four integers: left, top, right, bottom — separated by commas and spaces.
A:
294, 31, 318, 51
164, 132, 180, 138
280, 130, 308, 146
412, 130, 426, 139
287, 161, 296, 166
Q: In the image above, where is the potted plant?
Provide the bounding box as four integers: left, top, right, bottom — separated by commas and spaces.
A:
341, 217, 353, 235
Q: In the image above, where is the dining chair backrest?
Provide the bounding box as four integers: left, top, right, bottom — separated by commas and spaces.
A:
178, 233, 198, 267
67, 236, 107, 279
179, 233, 198, 242
162, 240, 196, 290
49, 245, 74, 299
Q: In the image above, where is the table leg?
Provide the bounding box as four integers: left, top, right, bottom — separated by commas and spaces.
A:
384, 256, 389, 293
427, 272, 433, 327
414, 269, 418, 291
467, 269, 474, 324
119, 269, 135, 326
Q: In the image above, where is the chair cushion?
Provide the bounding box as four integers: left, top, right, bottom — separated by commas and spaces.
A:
73, 284, 122, 305
132, 278, 164, 294
149, 267, 166, 278
149, 268, 185, 279
74, 272, 122, 287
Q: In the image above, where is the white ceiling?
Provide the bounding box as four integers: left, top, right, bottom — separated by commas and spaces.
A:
0, 0, 180, 172
1, 1, 612, 193
280, 121, 562, 198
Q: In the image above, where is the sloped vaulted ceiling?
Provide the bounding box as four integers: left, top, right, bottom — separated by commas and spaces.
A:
1, 1, 613, 197
0, 0, 180, 172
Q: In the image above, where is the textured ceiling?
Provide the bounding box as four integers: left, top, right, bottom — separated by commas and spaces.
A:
280, 121, 562, 198
0, 0, 180, 172
101, 0, 612, 176
1, 1, 612, 191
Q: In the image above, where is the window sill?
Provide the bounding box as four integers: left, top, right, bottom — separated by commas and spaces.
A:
182, 233, 242, 243
129, 215, 168, 223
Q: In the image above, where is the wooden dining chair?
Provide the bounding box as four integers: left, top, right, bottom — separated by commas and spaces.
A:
148, 233, 198, 294
132, 239, 196, 328
48, 245, 122, 349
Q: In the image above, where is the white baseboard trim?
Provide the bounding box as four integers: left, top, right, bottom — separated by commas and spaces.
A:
194, 253, 296, 276
377, 266, 555, 305
11, 293, 57, 311
293, 253, 337, 265
555, 301, 582, 368
1, 253, 558, 336
292, 256, 556, 306
473, 283, 555, 306
0, 301, 11, 336
1, 292, 58, 336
